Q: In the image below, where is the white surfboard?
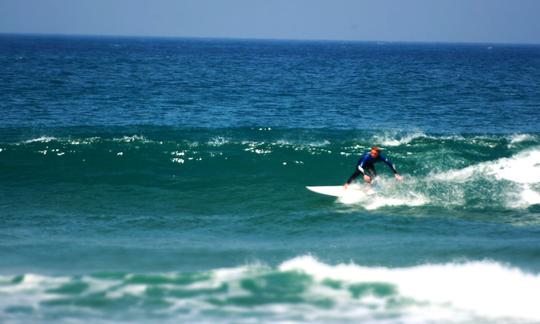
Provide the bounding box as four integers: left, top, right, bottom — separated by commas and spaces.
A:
306, 185, 375, 197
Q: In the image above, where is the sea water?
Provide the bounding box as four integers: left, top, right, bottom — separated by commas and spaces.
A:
1, 35, 540, 323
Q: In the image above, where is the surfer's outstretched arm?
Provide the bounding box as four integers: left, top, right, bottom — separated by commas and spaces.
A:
381, 155, 403, 181
380, 155, 398, 174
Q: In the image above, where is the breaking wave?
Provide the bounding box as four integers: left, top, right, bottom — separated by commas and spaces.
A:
1, 256, 539, 323
2, 129, 540, 213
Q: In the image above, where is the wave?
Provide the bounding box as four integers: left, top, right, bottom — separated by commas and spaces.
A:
22, 136, 58, 143
508, 133, 537, 146
2, 130, 540, 212
430, 148, 540, 208
280, 255, 540, 321
1, 256, 539, 323
336, 181, 429, 210
370, 131, 538, 150
336, 147, 540, 210
6, 130, 539, 151
371, 130, 428, 147
433, 148, 540, 185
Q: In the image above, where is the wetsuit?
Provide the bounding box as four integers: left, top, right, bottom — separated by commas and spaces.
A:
346, 152, 398, 184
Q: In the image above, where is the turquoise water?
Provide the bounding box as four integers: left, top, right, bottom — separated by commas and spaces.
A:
1, 35, 540, 323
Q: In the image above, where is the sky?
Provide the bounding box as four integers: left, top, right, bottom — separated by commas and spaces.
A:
1, 0, 540, 44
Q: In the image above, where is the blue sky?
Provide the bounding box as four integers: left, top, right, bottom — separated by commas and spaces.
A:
1, 0, 539, 44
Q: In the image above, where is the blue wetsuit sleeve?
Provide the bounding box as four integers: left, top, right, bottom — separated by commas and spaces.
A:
357, 154, 369, 173
380, 155, 398, 174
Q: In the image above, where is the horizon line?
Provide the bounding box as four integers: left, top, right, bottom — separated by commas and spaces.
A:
1, 31, 540, 47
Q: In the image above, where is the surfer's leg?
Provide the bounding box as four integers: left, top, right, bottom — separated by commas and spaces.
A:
346, 169, 362, 185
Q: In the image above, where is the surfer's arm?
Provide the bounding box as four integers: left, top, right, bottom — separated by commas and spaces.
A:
381, 155, 403, 181
381, 155, 398, 174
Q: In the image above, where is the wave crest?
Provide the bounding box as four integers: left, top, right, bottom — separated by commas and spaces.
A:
1, 256, 539, 323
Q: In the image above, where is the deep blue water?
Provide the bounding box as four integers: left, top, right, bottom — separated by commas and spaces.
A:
2, 35, 540, 132
1, 35, 540, 323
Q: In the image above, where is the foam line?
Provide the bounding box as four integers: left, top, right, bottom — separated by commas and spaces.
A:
1, 257, 539, 322
280, 255, 540, 320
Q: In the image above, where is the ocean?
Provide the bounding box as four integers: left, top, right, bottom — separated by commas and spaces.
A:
1, 34, 540, 323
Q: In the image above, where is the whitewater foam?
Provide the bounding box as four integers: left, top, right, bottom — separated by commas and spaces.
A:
208, 136, 230, 146
335, 147, 540, 210
2, 257, 539, 323
371, 131, 427, 147
23, 136, 57, 144
512, 184, 540, 208
338, 190, 428, 210
428, 148, 540, 208
508, 133, 536, 146
280, 255, 540, 321
113, 135, 151, 143
337, 179, 429, 210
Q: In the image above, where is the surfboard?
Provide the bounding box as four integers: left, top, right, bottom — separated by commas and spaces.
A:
306, 185, 375, 197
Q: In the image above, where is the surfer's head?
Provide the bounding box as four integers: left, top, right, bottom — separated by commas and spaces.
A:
370, 146, 382, 157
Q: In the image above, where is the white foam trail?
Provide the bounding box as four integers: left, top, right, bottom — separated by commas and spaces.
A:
338, 179, 428, 210
338, 190, 427, 210
363, 195, 427, 210
427, 148, 540, 209
113, 135, 150, 143
512, 184, 540, 208
68, 137, 100, 145
371, 131, 426, 147
207, 136, 230, 146
274, 139, 331, 148
23, 136, 57, 143
23, 135, 154, 145
434, 148, 540, 184
509, 133, 535, 145
280, 255, 540, 321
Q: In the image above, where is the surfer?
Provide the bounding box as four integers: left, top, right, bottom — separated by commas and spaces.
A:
344, 146, 403, 188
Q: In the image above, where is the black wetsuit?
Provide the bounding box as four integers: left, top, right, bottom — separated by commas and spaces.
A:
346, 152, 398, 184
